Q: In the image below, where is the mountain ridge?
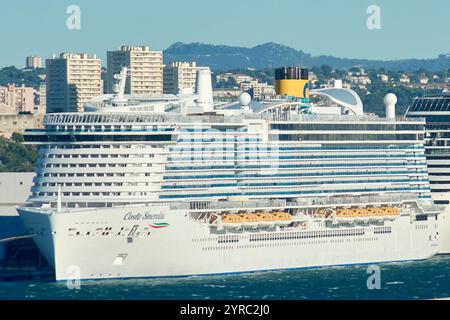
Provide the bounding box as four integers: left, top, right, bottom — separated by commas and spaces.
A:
163, 42, 450, 72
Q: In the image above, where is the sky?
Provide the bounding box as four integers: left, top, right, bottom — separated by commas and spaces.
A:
1, 0, 449, 67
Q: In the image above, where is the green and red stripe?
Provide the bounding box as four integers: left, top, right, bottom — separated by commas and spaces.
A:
149, 222, 170, 229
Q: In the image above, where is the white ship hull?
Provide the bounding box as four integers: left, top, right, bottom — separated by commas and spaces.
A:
438, 207, 450, 254
18, 205, 439, 281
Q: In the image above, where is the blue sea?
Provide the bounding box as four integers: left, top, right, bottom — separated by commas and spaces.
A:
0, 255, 450, 300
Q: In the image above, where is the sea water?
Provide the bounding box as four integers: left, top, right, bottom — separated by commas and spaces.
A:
0, 255, 449, 300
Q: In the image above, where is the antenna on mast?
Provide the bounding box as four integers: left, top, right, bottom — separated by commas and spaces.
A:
110, 66, 129, 104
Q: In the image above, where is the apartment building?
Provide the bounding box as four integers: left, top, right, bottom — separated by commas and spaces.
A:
163, 61, 197, 94
26, 55, 42, 69
0, 84, 35, 114
107, 45, 163, 95
46, 53, 102, 113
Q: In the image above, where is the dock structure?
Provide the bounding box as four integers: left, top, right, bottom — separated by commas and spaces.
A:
0, 173, 49, 277
0, 172, 34, 217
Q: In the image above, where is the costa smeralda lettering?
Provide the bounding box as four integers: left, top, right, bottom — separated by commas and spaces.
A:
123, 211, 166, 221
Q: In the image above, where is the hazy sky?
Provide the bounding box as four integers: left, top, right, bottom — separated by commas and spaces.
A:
1, 0, 449, 67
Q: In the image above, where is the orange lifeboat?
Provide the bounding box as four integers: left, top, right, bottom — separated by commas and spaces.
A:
256, 213, 276, 226
337, 208, 369, 222
239, 213, 259, 227
257, 213, 276, 221
273, 211, 292, 220
336, 209, 345, 217
222, 214, 243, 223
375, 208, 383, 216
388, 207, 400, 217
221, 214, 244, 229
272, 211, 293, 226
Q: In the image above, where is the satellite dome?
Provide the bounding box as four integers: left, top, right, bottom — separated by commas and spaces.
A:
384, 93, 397, 106
239, 92, 251, 106
384, 93, 397, 119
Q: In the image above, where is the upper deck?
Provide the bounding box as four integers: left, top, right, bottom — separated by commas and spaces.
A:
21, 67, 434, 209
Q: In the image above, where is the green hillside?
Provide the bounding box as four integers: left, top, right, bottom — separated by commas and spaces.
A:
0, 133, 37, 172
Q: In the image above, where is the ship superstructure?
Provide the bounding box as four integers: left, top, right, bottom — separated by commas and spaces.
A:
18, 67, 441, 280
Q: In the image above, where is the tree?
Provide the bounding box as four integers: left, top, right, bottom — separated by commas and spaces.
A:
11, 132, 24, 143
0, 66, 45, 89
320, 65, 333, 77
0, 134, 37, 172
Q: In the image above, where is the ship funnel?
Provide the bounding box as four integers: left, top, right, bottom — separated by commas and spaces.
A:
275, 66, 310, 98
384, 93, 397, 119
195, 67, 213, 112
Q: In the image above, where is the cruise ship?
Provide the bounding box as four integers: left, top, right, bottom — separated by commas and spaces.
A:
18, 66, 441, 281
406, 92, 450, 254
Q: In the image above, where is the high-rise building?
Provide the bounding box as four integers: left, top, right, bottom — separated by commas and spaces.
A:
45, 53, 102, 113
26, 56, 42, 69
101, 67, 108, 94
163, 61, 197, 94
107, 45, 163, 95
0, 84, 36, 114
